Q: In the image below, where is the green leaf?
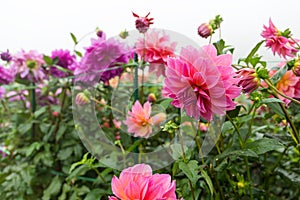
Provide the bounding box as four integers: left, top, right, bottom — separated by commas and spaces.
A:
226, 105, 241, 118
43, 55, 53, 65
266, 102, 285, 117
275, 168, 300, 187
70, 32, 78, 45
200, 167, 214, 198
75, 50, 82, 57
245, 41, 264, 64
26, 142, 42, 157
270, 64, 288, 85
34, 106, 47, 119
57, 147, 73, 160
245, 138, 285, 154
84, 189, 107, 200
218, 149, 258, 160
18, 122, 32, 134
42, 176, 62, 200
178, 160, 200, 186
260, 98, 283, 104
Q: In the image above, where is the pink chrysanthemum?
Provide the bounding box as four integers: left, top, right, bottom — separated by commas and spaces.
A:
163, 44, 241, 121
0, 65, 15, 85
75, 34, 132, 83
261, 19, 298, 58
50, 49, 77, 78
136, 30, 177, 77
12, 50, 46, 83
109, 164, 177, 200
124, 101, 166, 138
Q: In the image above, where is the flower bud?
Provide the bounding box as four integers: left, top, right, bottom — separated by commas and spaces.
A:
147, 93, 157, 103
0, 50, 12, 62
119, 30, 129, 39
197, 23, 213, 38
133, 12, 154, 34
52, 111, 59, 117
236, 68, 260, 93
96, 29, 104, 38
292, 59, 300, 76
75, 92, 90, 105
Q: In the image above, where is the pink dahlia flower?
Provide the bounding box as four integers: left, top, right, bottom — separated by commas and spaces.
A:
75, 34, 132, 83
261, 19, 298, 58
124, 101, 166, 138
236, 68, 260, 93
12, 50, 46, 83
132, 12, 154, 34
109, 164, 177, 200
50, 49, 77, 78
163, 44, 241, 121
0, 65, 15, 85
136, 30, 177, 77
268, 68, 300, 104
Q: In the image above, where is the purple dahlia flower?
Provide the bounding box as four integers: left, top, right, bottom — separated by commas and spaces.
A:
50, 49, 77, 78
0, 65, 15, 84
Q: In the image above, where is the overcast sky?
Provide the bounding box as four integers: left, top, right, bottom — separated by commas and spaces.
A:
1, 0, 300, 62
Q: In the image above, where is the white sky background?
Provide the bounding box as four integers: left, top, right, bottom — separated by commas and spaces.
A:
1, 0, 300, 63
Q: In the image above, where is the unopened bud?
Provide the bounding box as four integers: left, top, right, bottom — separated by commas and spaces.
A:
75, 92, 90, 105
147, 93, 157, 103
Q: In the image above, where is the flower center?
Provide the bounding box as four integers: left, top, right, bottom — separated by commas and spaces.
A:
26, 60, 38, 69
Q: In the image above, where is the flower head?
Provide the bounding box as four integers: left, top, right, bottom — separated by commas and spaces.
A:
236, 68, 260, 93
198, 23, 213, 38
0, 50, 12, 62
12, 50, 46, 83
124, 101, 166, 138
163, 44, 241, 121
261, 19, 298, 58
136, 30, 177, 77
133, 12, 154, 34
50, 49, 77, 78
0, 65, 15, 85
109, 164, 177, 200
75, 34, 132, 84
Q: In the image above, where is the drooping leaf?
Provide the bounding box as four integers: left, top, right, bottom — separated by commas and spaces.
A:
200, 167, 214, 198
245, 138, 285, 154
276, 168, 300, 187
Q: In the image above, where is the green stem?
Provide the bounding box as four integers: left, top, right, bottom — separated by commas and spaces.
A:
226, 114, 244, 148
245, 158, 253, 199
31, 82, 36, 140
244, 106, 257, 143
93, 167, 107, 183
265, 79, 300, 105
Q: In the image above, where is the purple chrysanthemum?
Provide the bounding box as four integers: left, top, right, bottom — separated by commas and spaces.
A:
12, 50, 46, 83
0, 65, 15, 84
75, 34, 132, 84
50, 49, 77, 78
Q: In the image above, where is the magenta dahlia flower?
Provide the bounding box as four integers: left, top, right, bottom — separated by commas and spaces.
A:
132, 12, 154, 34
163, 44, 241, 121
50, 49, 77, 78
12, 50, 46, 83
109, 164, 177, 200
75, 34, 132, 83
136, 30, 177, 77
261, 19, 298, 58
0, 50, 12, 62
124, 101, 166, 138
0, 65, 15, 85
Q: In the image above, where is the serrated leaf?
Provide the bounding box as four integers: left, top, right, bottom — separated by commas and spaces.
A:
42, 176, 62, 200
245, 138, 285, 154
276, 168, 300, 186
178, 160, 200, 186
70, 32, 78, 45
200, 168, 214, 198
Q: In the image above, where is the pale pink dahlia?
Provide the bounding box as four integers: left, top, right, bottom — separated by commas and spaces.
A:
135, 30, 177, 77
109, 164, 177, 200
12, 50, 46, 83
75, 34, 132, 83
261, 19, 298, 58
163, 44, 241, 121
124, 101, 166, 138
